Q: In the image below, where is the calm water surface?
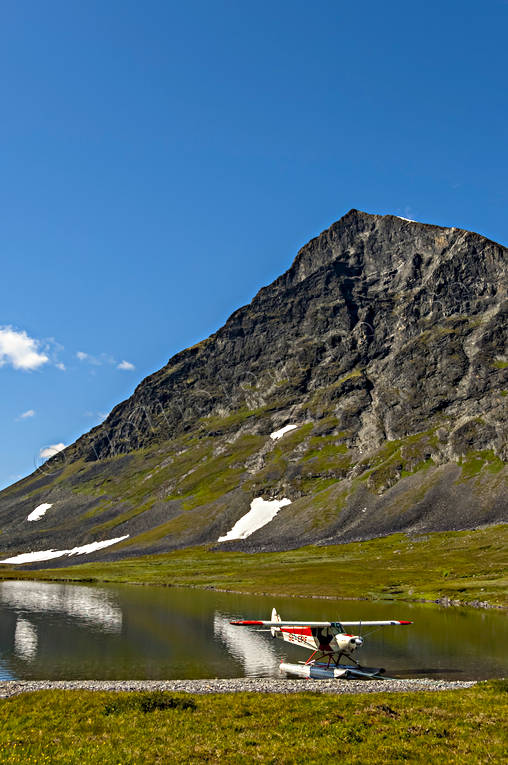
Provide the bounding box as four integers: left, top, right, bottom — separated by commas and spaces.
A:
0, 581, 506, 681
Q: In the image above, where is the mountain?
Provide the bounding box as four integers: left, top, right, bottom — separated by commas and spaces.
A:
1, 210, 506, 565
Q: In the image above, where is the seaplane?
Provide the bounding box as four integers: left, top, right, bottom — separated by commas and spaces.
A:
231, 608, 412, 679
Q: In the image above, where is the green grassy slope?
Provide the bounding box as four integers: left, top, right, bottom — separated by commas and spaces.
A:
0, 682, 506, 764
1, 525, 506, 608
1, 403, 505, 558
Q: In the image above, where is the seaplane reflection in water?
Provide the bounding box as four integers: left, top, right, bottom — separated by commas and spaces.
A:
214, 613, 280, 676
231, 608, 413, 679
14, 618, 38, 661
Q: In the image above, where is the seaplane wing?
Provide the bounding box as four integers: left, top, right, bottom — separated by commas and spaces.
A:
230, 620, 412, 627
338, 620, 412, 626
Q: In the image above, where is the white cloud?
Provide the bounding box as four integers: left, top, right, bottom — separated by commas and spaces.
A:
84, 410, 109, 423
77, 351, 117, 367
39, 443, 66, 459
117, 360, 135, 371
19, 409, 35, 419
0, 326, 49, 370
44, 338, 66, 370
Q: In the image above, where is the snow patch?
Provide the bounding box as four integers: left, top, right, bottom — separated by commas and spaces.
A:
396, 216, 416, 222
218, 497, 291, 542
27, 503, 52, 522
270, 424, 298, 440
0, 535, 130, 565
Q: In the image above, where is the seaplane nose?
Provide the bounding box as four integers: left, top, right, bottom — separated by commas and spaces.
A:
351, 637, 363, 647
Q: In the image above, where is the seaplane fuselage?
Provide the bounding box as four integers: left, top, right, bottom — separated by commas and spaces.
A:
275, 624, 363, 656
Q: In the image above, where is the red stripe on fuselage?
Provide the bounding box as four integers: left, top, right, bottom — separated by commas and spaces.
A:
281, 627, 312, 636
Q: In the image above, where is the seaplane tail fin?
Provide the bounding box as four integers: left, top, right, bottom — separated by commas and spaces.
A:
270, 608, 281, 637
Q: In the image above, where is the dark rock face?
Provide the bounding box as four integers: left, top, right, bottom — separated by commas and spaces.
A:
71, 210, 506, 462
0, 210, 506, 562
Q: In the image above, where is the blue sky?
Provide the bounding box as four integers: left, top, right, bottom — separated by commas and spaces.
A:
1, 0, 507, 489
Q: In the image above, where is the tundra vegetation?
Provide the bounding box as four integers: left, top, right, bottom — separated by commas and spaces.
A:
0, 682, 506, 763
1, 525, 506, 608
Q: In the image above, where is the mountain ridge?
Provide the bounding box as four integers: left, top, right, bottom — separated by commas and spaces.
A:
0, 209, 506, 564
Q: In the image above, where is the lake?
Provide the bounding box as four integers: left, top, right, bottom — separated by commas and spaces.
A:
0, 580, 506, 681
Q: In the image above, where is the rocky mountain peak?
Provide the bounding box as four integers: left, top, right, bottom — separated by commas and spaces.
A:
70, 209, 504, 463
0, 210, 505, 562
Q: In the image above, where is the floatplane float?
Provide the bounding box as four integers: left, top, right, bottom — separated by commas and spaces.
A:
231, 608, 412, 679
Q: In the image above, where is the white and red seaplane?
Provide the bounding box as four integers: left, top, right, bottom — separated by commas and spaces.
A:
231, 608, 412, 679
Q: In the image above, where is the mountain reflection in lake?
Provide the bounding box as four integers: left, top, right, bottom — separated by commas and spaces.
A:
0, 581, 506, 681
2, 580, 122, 633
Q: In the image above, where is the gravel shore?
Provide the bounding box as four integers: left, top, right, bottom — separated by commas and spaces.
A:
0, 678, 477, 698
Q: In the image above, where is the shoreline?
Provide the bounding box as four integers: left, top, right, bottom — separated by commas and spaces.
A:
168, 583, 504, 611
0, 525, 505, 612
0, 573, 503, 611
0, 678, 479, 698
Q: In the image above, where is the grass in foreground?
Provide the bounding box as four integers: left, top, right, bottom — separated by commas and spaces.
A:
0, 681, 506, 763
0, 526, 506, 608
